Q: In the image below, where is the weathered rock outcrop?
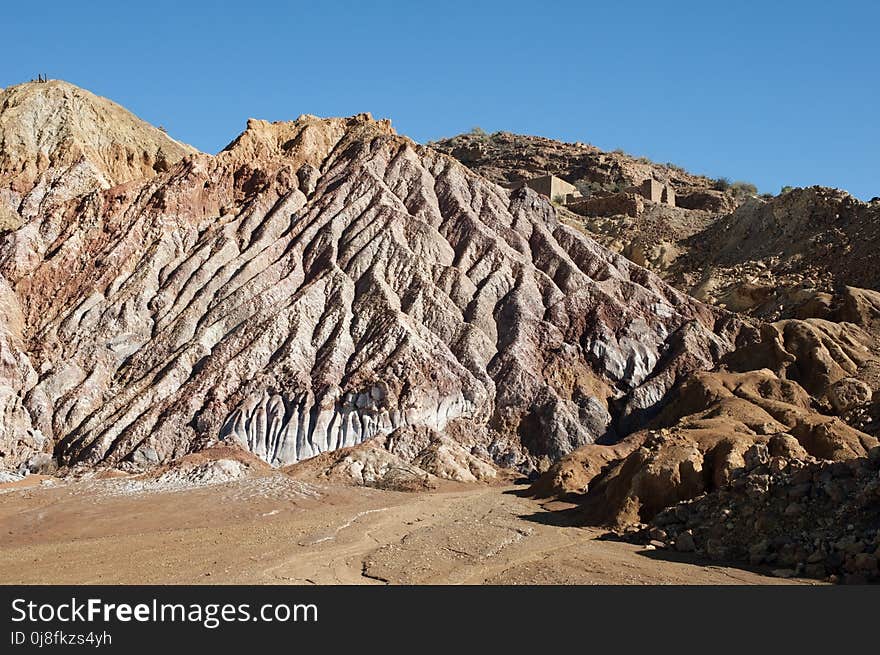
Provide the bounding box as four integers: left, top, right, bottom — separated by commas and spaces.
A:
674, 188, 880, 317
533, 368, 877, 526
0, 82, 741, 473
722, 318, 875, 407
430, 131, 717, 197
0, 80, 196, 221
284, 423, 498, 490
439, 132, 880, 330
434, 130, 735, 296
687, 188, 880, 287
0, 81, 199, 471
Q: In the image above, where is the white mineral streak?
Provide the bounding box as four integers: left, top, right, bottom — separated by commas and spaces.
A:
220, 388, 476, 466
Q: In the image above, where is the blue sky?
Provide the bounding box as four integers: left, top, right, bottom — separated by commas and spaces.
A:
2, 1, 877, 199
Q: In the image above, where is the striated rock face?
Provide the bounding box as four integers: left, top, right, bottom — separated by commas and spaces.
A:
440, 132, 880, 329
0, 82, 741, 473
529, 283, 880, 522
433, 130, 734, 292
0, 81, 195, 472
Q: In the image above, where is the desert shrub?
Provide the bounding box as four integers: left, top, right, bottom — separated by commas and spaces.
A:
780, 185, 796, 194
574, 181, 593, 197
730, 181, 758, 198
712, 177, 731, 191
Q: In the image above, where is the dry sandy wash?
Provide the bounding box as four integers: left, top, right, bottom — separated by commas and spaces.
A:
0, 473, 813, 585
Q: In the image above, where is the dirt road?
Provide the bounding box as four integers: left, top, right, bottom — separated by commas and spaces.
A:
0, 474, 812, 585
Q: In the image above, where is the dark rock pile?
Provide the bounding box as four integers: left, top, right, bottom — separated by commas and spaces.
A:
624, 443, 880, 583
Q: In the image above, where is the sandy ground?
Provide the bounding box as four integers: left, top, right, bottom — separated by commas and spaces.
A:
0, 473, 816, 585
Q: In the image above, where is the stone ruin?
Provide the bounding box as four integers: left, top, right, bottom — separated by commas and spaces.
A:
508, 174, 581, 203
571, 177, 676, 218
632, 178, 675, 206
510, 174, 675, 219
568, 192, 645, 218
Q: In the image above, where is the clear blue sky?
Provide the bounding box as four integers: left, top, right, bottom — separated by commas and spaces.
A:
2, 1, 877, 199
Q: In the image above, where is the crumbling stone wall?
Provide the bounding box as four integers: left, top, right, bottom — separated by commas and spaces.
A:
510, 175, 579, 201
567, 192, 645, 218
629, 178, 675, 207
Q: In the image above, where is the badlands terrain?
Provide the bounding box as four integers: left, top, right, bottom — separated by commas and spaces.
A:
1, 80, 878, 584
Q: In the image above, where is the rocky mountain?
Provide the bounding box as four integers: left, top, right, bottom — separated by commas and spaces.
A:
0, 80, 196, 226
0, 80, 745, 476
430, 130, 719, 199
673, 187, 880, 317
446, 133, 880, 581
2, 80, 879, 584
437, 131, 880, 323
435, 130, 880, 562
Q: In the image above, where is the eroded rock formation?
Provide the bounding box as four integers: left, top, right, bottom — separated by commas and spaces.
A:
532, 367, 878, 526
439, 131, 880, 326
0, 81, 741, 474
